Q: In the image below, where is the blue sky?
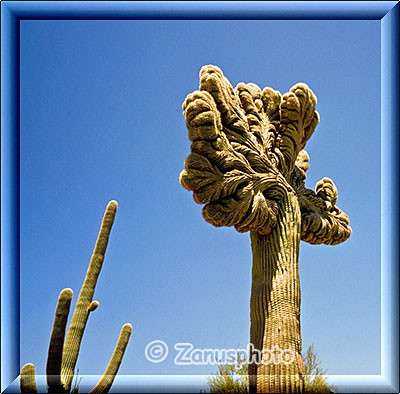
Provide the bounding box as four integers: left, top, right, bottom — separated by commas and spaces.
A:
19, 19, 381, 390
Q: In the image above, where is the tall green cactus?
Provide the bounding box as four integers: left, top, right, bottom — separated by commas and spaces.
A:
20, 201, 132, 394
60, 200, 118, 391
180, 65, 352, 392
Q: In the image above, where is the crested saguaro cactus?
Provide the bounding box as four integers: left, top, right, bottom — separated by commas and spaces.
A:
20, 201, 132, 394
180, 66, 351, 393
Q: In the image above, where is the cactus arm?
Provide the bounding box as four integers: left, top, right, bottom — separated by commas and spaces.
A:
20, 363, 38, 393
46, 288, 73, 393
88, 300, 99, 312
89, 323, 132, 394
61, 201, 118, 391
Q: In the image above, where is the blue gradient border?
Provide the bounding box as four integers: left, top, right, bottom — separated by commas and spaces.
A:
1, 1, 398, 392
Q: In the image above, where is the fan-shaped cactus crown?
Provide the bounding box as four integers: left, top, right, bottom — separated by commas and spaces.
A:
180, 65, 351, 245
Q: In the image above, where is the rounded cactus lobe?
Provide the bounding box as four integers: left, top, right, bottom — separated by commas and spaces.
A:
298, 176, 351, 245
261, 87, 282, 124
183, 90, 222, 142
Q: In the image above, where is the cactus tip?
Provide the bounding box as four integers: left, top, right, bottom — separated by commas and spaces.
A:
108, 200, 118, 209
21, 362, 35, 372
61, 288, 73, 298
122, 323, 133, 332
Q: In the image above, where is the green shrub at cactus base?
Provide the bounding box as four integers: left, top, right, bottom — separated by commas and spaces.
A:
205, 344, 336, 393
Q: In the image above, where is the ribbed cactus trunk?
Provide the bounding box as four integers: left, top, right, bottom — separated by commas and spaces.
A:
61, 201, 117, 391
249, 190, 304, 393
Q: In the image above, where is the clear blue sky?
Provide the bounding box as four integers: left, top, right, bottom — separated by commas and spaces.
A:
19, 19, 381, 390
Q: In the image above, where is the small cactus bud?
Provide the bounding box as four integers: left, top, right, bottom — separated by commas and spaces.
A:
88, 301, 99, 312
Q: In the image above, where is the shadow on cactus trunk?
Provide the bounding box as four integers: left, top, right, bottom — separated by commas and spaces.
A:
20, 201, 132, 394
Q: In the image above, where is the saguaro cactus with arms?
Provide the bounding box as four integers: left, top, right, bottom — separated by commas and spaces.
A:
180, 65, 351, 393
20, 201, 132, 394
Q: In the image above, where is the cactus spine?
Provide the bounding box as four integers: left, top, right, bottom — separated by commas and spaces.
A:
89, 323, 132, 394
20, 201, 132, 393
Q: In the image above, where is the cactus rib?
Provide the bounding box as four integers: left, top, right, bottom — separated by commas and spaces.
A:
61, 201, 118, 391
90, 323, 132, 394
20, 363, 38, 393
